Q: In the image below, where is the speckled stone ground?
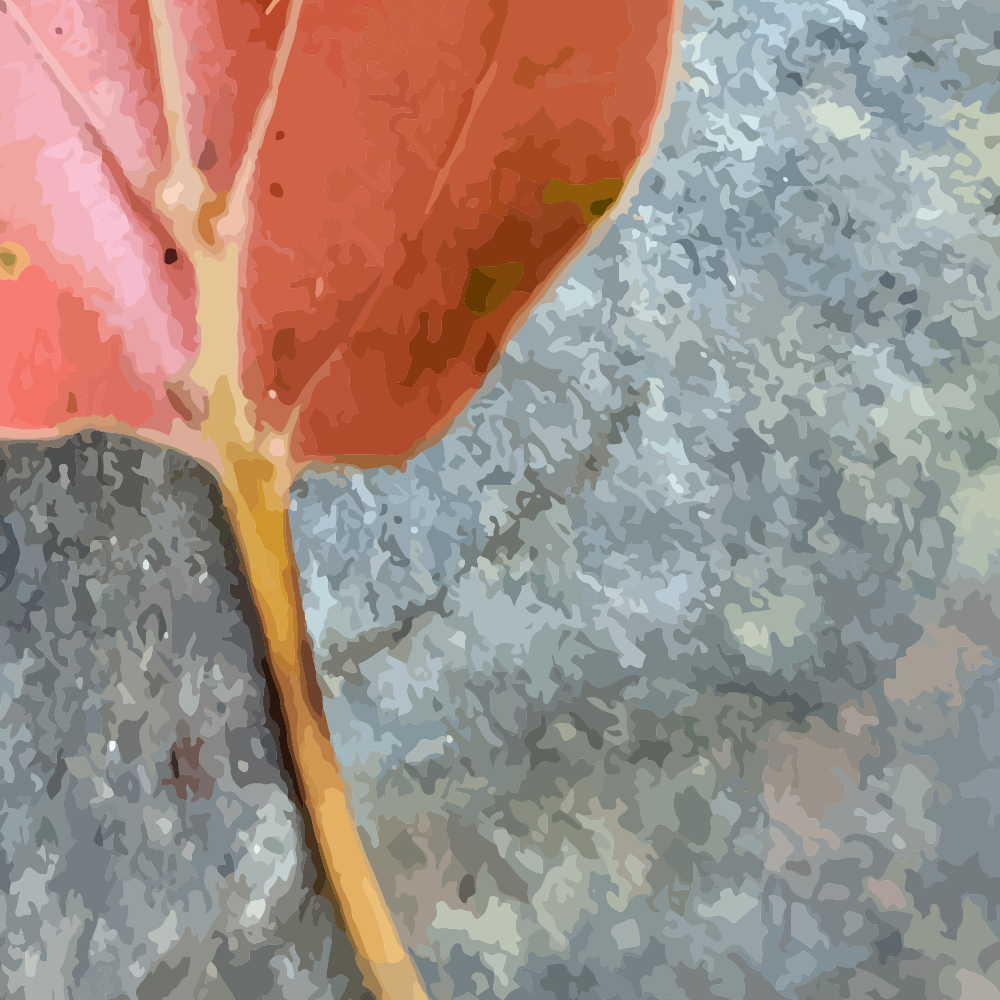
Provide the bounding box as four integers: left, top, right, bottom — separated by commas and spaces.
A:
6, 0, 1000, 998
0, 439, 367, 1000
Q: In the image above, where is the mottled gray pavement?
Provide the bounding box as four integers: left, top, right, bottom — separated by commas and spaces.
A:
0, 439, 367, 1000
7, 0, 1000, 997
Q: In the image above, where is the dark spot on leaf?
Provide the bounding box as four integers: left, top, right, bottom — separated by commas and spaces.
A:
165, 388, 192, 422
55, 25, 62, 33
66, 392, 77, 413
164, 247, 178, 265
543, 177, 623, 224
464, 262, 523, 317
272, 327, 296, 361
197, 139, 217, 171
270, 182, 283, 197
275, 130, 285, 140
465, 268, 496, 314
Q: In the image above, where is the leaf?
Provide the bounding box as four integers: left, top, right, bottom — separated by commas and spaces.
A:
0, 2, 678, 996
241, 0, 675, 465
0, 40, 185, 432
1, 0, 674, 470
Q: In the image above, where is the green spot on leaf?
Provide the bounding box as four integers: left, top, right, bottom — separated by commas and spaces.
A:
542, 178, 624, 225
465, 262, 525, 317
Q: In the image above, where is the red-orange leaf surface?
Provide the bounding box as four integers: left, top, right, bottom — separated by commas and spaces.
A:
244, 0, 675, 465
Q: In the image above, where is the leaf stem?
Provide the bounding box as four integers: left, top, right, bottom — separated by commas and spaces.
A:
181, 183, 428, 1000
218, 456, 429, 1000
146, 0, 210, 253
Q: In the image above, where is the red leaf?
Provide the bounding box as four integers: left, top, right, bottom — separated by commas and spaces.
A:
0, 10, 195, 435
241, 0, 674, 464
1, 0, 674, 470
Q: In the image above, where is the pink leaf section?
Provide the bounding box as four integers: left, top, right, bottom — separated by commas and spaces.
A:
0, 13, 196, 433
10, 0, 166, 193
